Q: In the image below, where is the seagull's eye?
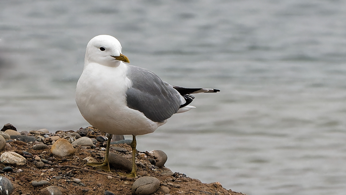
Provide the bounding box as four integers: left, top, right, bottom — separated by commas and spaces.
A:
100, 47, 105, 51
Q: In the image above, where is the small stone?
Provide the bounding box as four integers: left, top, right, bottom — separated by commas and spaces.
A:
1, 123, 17, 131
40, 186, 63, 195
20, 131, 29, 136
107, 176, 113, 179
159, 186, 170, 194
51, 138, 75, 157
9, 135, 36, 143
72, 178, 81, 183
83, 156, 98, 164
33, 144, 49, 150
0, 132, 10, 140
34, 155, 41, 161
32, 180, 50, 187
22, 151, 33, 158
5, 130, 20, 136
160, 167, 174, 176
0, 176, 14, 195
72, 137, 94, 147
149, 150, 167, 168
0, 135, 6, 151
96, 136, 107, 142
35, 161, 45, 168
104, 191, 115, 195
37, 129, 49, 134
132, 176, 160, 195
2, 166, 13, 172
0, 151, 26, 165
50, 136, 60, 141
108, 152, 132, 171
111, 146, 128, 152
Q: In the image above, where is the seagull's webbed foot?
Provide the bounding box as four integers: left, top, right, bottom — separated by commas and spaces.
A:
87, 133, 113, 172
127, 135, 137, 178
87, 161, 110, 172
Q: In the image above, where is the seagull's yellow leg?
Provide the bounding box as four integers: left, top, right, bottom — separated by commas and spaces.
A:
127, 135, 137, 177
87, 133, 112, 172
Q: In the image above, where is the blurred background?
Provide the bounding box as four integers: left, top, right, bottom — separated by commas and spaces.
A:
1, 1, 346, 194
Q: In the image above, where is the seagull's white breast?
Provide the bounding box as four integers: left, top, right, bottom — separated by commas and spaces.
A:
76, 63, 162, 135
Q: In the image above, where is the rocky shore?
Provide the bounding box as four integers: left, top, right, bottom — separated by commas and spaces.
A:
0, 123, 245, 195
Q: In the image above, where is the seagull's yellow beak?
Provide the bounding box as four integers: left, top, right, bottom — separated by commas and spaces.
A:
112, 53, 130, 63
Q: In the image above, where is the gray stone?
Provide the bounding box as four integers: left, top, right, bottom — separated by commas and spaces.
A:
72, 137, 94, 147
149, 150, 167, 168
104, 191, 115, 195
110, 146, 128, 152
0, 176, 14, 195
96, 136, 107, 142
0, 135, 6, 151
0, 132, 10, 140
33, 144, 49, 150
32, 180, 50, 187
132, 176, 160, 195
159, 186, 170, 194
108, 152, 132, 171
0, 151, 26, 165
160, 167, 174, 176
9, 135, 36, 143
2, 166, 13, 172
51, 138, 75, 157
40, 186, 62, 195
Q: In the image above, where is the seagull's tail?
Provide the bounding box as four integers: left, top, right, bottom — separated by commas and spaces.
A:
174, 86, 220, 113
173, 86, 220, 95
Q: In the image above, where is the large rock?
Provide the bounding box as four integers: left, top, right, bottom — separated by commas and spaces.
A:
4, 130, 20, 136
72, 137, 94, 147
0, 132, 10, 140
108, 152, 132, 171
0, 176, 14, 195
131, 177, 160, 195
0, 151, 26, 165
51, 138, 75, 157
0, 135, 6, 151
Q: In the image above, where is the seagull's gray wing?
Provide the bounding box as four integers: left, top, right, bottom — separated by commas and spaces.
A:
126, 65, 182, 123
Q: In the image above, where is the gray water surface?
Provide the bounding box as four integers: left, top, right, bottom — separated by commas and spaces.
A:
1, 1, 346, 194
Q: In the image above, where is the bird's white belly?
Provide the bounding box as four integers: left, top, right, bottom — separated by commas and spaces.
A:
76, 63, 162, 135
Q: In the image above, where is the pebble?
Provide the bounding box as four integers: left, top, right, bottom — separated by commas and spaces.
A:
2, 166, 13, 172
51, 138, 75, 157
0, 176, 14, 195
33, 144, 49, 150
149, 150, 167, 168
0, 132, 10, 140
35, 161, 45, 168
1, 123, 17, 131
0, 135, 6, 151
83, 156, 98, 164
20, 131, 29, 136
108, 152, 132, 171
50, 136, 60, 141
110, 146, 128, 152
32, 180, 50, 187
40, 186, 63, 195
72, 137, 94, 147
160, 167, 174, 176
4, 130, 20, 136
37, 129, 49, 134
96, 136, 107, 142
159, 186, 170, 194
131, 176, 160, 195
0, 151, 27, 165
9, 135, 36, 143
104, 191, 115, 195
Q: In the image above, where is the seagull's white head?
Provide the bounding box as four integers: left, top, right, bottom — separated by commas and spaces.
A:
84, 35, 130, 67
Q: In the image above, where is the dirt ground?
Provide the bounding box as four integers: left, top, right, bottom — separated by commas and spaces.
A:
0, 128, 246, 195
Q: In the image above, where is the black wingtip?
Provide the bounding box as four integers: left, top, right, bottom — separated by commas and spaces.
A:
214, 89, 220, 92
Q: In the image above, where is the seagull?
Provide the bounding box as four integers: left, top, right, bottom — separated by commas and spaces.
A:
76, 35, 220, 177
